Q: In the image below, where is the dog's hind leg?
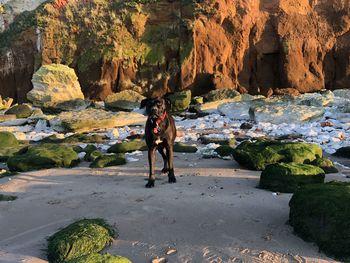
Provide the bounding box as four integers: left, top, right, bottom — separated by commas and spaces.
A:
166, 146, 176, 183
146, 147, 157, 188
158, 147, 169, 174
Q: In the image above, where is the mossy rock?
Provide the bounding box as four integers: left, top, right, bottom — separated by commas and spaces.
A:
0, 114, 17, 122
333, 146, 350, 158
191, 96, 203, 105
174, 142, 197, 153
0, 194, 17, 202
199, 136, 235, 146
168, 90, 191, 112
90, 154, 126, 168
204, 88, 241, 102
260, 163, 325, 193
5, 104, 32, 118
0, 131, 19, 148
41, 134, 105, 144
232, 140, 322, 170
108, 140, 147, 153
289, 182, 350, 261
105, 90, 145, 111
84, 150, 103, 162
215, 145, 235, 157
65, 253, 132, 263
0, 146, 26, 162
47, 219, 115, 263
83, 145, 98, 155
310, 157, 338, 174
7, 144, 80, 172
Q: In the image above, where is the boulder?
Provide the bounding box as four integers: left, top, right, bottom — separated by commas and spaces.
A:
7, 144, 80, 172
173, 142, 197, 153
0, 114, 16, 122
310, 157, 338, 174
108, 140, 147, 153
204, 88, 241, 102
289, 182, 350, 261
51, 99, 91, 112
250, 104, 325, 124
259, 163, 325, 193
214, 145, 235, 157
65, 253, 132, 263
333, 146, 350, 158
333, 89, 350, 100
274, 88, 300, 96
105, 90, 145, 111
168, 90, 191, 112
199, 98, 242, 113
0, 194, 17, 202
0, 146, 25, 162
90, 154, 126, 168
53, 109, 147, 132
84, 150, 103, 162
298, 91, 334, 107
41, 134, 105, 144
5, 104, 32, 118
0, 131, 19, 148
47, 219, 114, 263
199, 136, 235, 146
232, 140, 322, 170
28, 64, 84, 108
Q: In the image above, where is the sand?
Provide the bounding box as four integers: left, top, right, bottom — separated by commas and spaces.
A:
0, 152, 348, 263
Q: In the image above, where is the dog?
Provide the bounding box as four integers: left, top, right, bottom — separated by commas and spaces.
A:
140, 97, 176, 188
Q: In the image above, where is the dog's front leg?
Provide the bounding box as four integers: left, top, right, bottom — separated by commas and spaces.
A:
146, 147, 157, 188
166, 145, 176, 183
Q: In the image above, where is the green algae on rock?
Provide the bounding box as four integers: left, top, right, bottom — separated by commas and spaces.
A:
232, 140, 322, 170
41, 134, 105, 144
108, 140, 147, 153
0, 131, 19, 148
260, 163, 325, 193
173, 142, 197, 153
199, 136, 235, 146
214, 145, 235, 157
65, 253, 132, 263
105, 90, 145, 111
310, 157, 338, 174
7, 144, 80, 172
204, 88, 241, 102
47, 219, 115, 263
333, 146, 350, 158
90, 154, 126, 168
289, 182, 350, 261
0, 194, 17, 202
84, 150, 103, 162
5, 104, 33, 118
168, 90, 191, 112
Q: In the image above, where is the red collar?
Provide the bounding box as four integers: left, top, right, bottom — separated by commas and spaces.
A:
153, 111, 167, 134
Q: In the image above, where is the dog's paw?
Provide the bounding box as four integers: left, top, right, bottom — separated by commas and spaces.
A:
161, 167, 169, 174
145, 181, 155, 188
168, 177, 176, 184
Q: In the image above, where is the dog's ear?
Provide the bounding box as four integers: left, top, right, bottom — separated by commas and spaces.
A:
140, 98, 149, 109
164, 97, 172, 110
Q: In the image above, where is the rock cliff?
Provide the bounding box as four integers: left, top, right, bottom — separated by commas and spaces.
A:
0, 0, 349, 102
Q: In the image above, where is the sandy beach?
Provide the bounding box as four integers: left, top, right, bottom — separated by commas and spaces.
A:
0, 153, 348, 263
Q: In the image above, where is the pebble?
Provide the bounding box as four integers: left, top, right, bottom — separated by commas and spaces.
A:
151, 257, 167, 263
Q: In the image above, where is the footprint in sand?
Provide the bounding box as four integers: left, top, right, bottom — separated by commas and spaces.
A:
202, 246, 232, 263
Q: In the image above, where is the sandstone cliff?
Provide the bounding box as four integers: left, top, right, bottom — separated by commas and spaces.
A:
0, 0, 349, 102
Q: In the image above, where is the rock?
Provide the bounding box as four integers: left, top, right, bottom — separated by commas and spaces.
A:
107, 128, 120, 140
7, 144, 80, 172
173, 142, 197, 153
0, 96, 13, 110
199, 98, 242, 113
84, 150, 102, 162
333, 89, 350, 100
191, 96, 203, 105
199, 136, 235, 146
29, 109, 49, 120
90, 154, 126, 168
0, 194, 17, 202
232, 140, 322, 170
51, 99, 91, 112
240, 122, 253, 130
310, 157, 338, 174
298, 91, 334, 107
0, 131, 19, 148
333, 146, 350, 158
47, 219, 114, 263
41, 134, 105, 144
28, 64, 84, 108
0, 114, 16, 122
274, 88, 300, 96
151, 257, 167, 263
204, 88, 241, 102
250, 104, 325, 124
259, 163, 325, 193
0, 146, 25, 162
5, 104, 32, 118
218, 101, 252, 120
168, 90, 191, 112
105, 90, 145, 111
0, 118, 28, 126
108, 140, 147, 153
289, 182, 350, 261
53, 108, 146, 132
65, 253, 132, 263
215, 145, 235, 157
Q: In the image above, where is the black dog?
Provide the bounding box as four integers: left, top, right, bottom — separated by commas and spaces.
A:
140, 97, 176, 188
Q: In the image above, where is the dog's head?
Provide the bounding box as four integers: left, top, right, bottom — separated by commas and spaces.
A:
140, 97, 171, 119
